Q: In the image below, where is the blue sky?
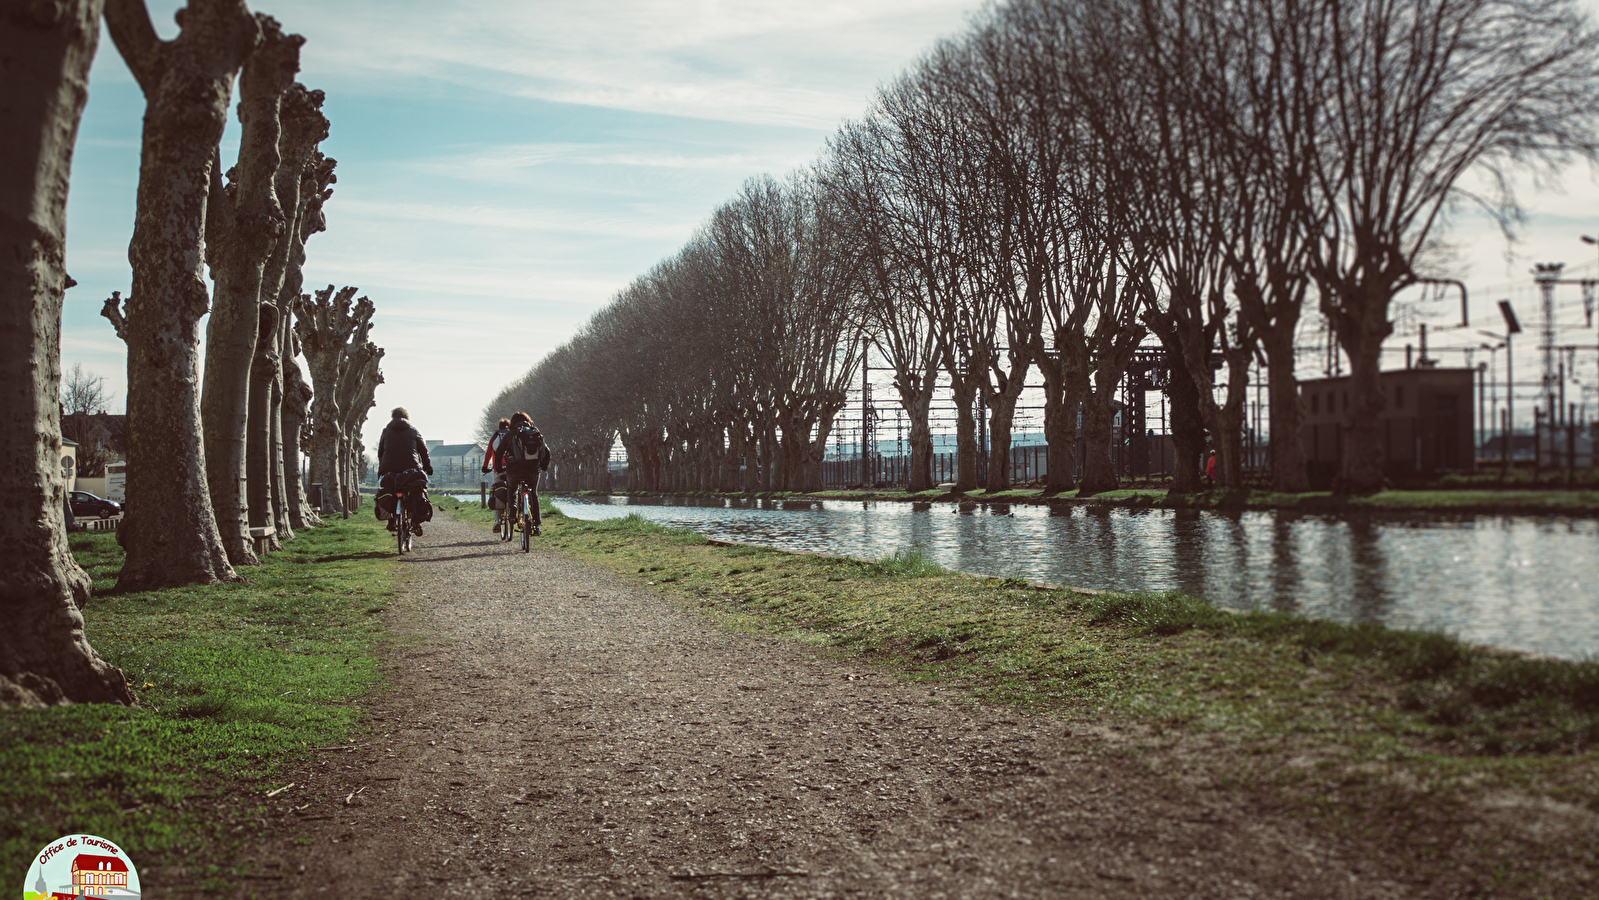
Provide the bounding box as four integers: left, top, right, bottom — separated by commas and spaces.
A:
61, 0, 1599, 450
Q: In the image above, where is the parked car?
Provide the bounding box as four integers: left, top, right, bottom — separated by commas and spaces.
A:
70, 490, 121, 519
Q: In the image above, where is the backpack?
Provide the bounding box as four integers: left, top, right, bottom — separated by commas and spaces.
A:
509, 425, 543, 463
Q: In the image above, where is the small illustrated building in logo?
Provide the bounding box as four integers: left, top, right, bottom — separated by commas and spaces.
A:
24, 834, 140, 900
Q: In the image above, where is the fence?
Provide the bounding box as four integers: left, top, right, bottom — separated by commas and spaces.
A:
819, 434, 1179, 489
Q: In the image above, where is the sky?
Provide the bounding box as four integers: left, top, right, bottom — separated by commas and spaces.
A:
60, 0, 1599, 453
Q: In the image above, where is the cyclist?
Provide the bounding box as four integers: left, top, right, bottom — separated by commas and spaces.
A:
503, 411, 551, 536
481, 417, 512, 534
377, 407, 434, 537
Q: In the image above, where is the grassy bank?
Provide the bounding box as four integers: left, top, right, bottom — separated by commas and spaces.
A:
2, 518, 395, 893
493, 505, 1599, 894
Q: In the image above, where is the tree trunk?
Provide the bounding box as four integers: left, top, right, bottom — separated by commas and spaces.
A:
1079, 384, 1119, 495
0, 0, 135, 706
983, 352, 1029, 492
281, 356, 320, 529
1331, 287, 1394, 494
103, 0, 260, 590
1260, 326, 1309, 492
1146, 319, 1206, 494
246, 304, 281, 551
1038, 371, 1083, 494
949, 376, 979, 493
199, 15, 299, 566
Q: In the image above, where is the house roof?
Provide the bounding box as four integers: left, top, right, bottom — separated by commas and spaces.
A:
71, 853, 128, 872
431, 442, 486, 457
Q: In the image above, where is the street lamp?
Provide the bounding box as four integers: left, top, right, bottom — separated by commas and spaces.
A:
1479, 341, 1503, 458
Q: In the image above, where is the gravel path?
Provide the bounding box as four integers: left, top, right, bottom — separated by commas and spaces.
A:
238, 513, 1413, 898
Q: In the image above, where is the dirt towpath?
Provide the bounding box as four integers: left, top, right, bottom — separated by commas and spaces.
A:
239, 514, 1416, 898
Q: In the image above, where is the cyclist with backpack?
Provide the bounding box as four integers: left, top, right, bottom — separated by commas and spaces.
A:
503, 411, 550, 536
482, 417, 512, 530
377, 407, 434, 537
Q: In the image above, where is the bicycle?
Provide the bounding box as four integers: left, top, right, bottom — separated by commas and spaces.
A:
497, 479, 514, 543
511, 472, 540, 552
394, 487, 413, 554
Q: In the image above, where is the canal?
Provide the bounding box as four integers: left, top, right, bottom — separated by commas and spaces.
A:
547, 496, 1599, 662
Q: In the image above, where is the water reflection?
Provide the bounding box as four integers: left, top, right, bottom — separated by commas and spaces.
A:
548, 496, 1598, 661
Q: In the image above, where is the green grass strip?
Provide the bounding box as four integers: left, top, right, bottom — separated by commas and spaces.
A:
2, 517, 395, 893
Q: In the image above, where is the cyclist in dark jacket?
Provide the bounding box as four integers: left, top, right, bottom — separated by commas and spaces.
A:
377, 407, 433, 536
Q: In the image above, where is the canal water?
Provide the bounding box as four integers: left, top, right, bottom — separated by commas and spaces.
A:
545, 496, 1599, 662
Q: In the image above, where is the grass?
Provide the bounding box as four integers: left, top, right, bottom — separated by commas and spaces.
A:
1, 517, 396, 894
499, 507, 1599, 894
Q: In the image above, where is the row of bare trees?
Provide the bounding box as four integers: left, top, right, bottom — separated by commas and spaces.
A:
2, 0, 383, 707
484, 175, 864, 492
489, 0, 1599, 502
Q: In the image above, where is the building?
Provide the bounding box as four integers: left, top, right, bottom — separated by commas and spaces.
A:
1299, 367, 1476, 486
61, 853, 131, 897
425, 440, 488, 483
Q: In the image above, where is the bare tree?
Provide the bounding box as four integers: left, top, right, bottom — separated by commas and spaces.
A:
1304, 0, 1599, 493
822, 121, 947, 492
61, 363, 117, 476
0, 0, 135, 706
200, 14, 302, 565
101, 0, 260, 589
62, 362, 115, 417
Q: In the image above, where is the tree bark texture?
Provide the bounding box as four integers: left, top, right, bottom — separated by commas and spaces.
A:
199, 14, 300, 565
103, 0, 259, 590
0, 0, 135, 706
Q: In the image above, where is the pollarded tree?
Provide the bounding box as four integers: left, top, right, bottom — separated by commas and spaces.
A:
334, 338, 382, 512
200, 14, 302, 565
276, 150, 334, 531
0, 0, 135, 706
294, 285, 370, 513
101, 0, 261, 589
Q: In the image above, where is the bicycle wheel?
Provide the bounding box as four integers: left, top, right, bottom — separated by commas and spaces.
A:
396, 496, 408, 555
520, 488, 531, 553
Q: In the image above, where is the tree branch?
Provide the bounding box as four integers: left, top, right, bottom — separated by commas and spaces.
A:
102, 0, 163, 95
101, 291, 129, 342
